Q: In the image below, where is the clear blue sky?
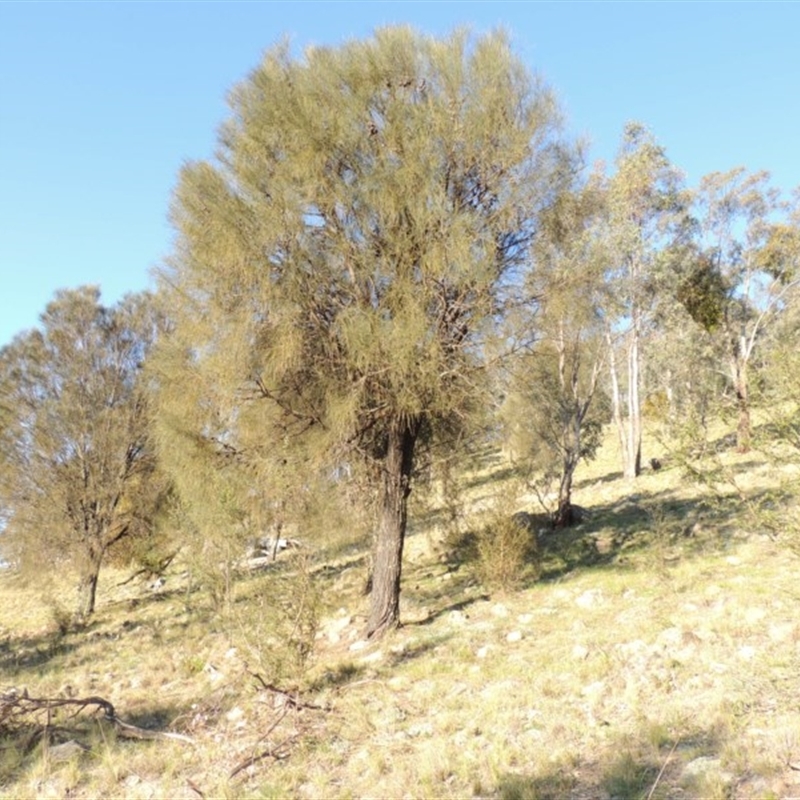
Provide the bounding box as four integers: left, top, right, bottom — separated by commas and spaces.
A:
2, 2, 799, 348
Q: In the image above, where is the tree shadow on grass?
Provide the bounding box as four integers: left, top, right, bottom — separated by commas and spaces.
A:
385, 633, 453, 669
573, 469, 625, 491
533, 483, 770, 585
0, 625, 91, 678
403, 593, 489, 628
306, 661, 369, 693
120, 698, 192, 734
495, 721, 727, 800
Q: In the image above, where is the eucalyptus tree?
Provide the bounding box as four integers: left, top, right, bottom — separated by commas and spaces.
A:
503, 171, 608, 527
602, 123, 687, 477
683, 169, 800, 451
154, 28, 567, 637
0, 287, 167, 619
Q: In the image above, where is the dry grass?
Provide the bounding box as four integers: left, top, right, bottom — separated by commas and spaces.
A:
2, 421, 800, 799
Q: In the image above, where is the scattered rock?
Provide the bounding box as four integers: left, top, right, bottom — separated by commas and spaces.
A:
768, 622, 795, 642
575, 589, 603, 609
47, 740, 90, 762
594, 535, 615, 555
406, 722, 434, 738
744, 607, 766, 624
476, 646, 490, 659
572, 644, 589, 660
681, 756, 734, 790
656, 626, 683, 648
506, 630, 522, 643
738, 645, 756, 660
321, 613, 353, 644
360, 649, 383, 664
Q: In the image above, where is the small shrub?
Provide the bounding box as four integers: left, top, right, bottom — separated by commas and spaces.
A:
230, 551, 321, 683
475, 512, 539, 594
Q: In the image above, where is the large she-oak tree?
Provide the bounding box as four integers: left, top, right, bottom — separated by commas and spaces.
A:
155, 28, 566, 637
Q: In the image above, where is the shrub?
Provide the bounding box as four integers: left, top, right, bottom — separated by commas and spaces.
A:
475, 511, 540, 594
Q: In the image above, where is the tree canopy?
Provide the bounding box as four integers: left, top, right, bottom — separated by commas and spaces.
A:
0, 287, 167, 619
153, 27, 568, 637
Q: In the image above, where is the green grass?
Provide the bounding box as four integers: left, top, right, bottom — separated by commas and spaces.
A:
2, 421, 800, 798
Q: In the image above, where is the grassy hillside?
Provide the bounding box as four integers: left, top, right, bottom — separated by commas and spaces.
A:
2, 425, 800, 799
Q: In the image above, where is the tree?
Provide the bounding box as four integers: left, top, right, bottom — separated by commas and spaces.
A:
0, 287, 167, 620
685, 169, 800, 452
154, 28, 566, 637
503, 172, 607, 527
601, 123, 687, 477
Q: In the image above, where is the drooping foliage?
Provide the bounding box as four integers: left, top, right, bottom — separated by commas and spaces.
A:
153, 27, 568, 636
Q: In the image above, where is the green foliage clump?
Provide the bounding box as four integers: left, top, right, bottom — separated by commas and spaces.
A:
676, 253, 728, 333
475, 510, 540, 594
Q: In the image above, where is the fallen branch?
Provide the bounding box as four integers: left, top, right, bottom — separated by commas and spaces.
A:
117, 550, 180, 587
228, 672, 329, 780
229, 708, 292, 779
248, 670, 327, 711
0, 689, 194, 747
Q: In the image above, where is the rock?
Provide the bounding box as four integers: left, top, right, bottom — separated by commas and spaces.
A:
594, 534, 615, 555
572, 644, 589, 660
47, 740, 89, 762
360, 649, 383, 664
321, 614, 353, 644
744, 607, 766, 624
681, 756, 734, 790
575, 589, 602, 609
506, 630, 522, 643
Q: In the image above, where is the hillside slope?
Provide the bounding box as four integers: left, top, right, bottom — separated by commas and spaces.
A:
2, 433, 800, 799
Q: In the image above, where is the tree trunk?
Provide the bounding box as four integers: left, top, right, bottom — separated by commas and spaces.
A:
554, 414, 580, 529
554, 461, 576, 528
607, 329, 635, 477
76, 555, 102, 621
625, 313, 642, 478
366, 418, 418, 639
734, 360, 751, 453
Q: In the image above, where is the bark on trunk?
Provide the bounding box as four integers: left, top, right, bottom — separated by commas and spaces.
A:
76, 557, 101, 621
735, 370, 751, 453
607, 334, 628, 470
366, 418, 418, 639
554, 490, 574, 529
554, 430, 579, 529
625, 316, 642, 478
